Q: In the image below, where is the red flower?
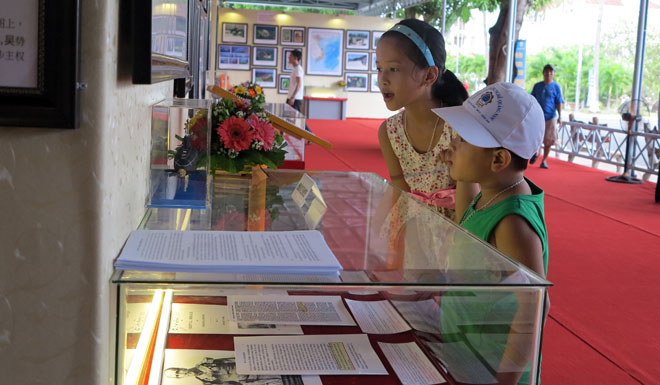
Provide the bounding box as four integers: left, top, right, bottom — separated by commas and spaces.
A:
217, 116, 253, 152
233, 98, 251, 110
189, 118, 208, 150
247, 114, 275, 150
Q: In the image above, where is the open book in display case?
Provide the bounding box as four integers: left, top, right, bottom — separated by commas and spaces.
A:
112, 169, 551, 385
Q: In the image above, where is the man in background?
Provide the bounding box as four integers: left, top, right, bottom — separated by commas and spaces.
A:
286, 49, 312, 135
530, 64, 564, 169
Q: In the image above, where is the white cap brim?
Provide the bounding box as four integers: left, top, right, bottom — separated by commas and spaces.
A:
432, 106, 502, 149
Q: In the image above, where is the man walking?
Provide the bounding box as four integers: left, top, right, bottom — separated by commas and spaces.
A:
530, 64, 564, 169
286, 49, 312, 135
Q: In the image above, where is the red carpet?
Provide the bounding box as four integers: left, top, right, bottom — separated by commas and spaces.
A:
305, 118, 660, 385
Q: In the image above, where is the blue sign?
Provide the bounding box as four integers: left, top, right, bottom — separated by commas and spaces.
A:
514, 40, 526, 87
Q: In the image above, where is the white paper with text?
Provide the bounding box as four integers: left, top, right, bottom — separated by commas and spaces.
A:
378, 342, 446, 384
228, 295, 355, 326
345, 299, 411, 334
234, 334, 388, 375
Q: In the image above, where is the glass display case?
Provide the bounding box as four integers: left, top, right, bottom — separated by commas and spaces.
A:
113, 170, 551, 385
264, 103, 306, 169
148, 98, 212, 209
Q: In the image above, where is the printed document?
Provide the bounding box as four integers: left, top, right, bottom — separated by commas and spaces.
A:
378, 342, 446, 384
234, 334, 388, 375
114, 230, 342, 274
345, 299, 411, 334
227, 295, 355, 326
169, 304, 303, 334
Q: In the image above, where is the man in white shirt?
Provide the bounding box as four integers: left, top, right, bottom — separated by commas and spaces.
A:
286, 49, 312, 134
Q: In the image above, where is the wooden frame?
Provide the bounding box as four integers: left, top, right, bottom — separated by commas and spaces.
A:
280, 26, 305, 46
370, 73, 380, 93
0, 0, 80, 128
252, 68, 277, 88
281, 47, 303, 73
372, 31, 385, 49
253, 24, 278, 45
221, 22, 247, 43
305, 28, 343, 76
346, 30, 370, 50
345, 51, 369, 71
217, 44, 250, 70
278, 74, 291, 94
132, 0, 192, 84
252, 46, 277, 67
345, 72, 369, 92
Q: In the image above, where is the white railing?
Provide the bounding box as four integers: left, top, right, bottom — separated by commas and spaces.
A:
555, 120, 660, 180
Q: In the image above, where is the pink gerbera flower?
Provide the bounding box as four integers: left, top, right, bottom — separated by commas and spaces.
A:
217, 116, 253, 152
247, 114, 275, 150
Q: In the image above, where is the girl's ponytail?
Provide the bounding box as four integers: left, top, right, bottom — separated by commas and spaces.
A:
432, 69, 468, 107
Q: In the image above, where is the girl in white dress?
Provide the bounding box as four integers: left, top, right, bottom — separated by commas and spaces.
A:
376, 19, 468, 218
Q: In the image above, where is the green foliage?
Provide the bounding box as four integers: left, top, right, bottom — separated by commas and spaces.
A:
446, 53, 487, 87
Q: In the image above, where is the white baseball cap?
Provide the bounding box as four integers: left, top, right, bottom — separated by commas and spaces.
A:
432, 82, 544, 159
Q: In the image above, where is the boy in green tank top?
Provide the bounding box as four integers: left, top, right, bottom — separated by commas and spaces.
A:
432, 82, 549, 384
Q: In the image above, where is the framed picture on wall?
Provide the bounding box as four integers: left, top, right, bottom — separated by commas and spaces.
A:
370, 73, 380, 93
280, 26, 305, 46
253, 24, 278, 45
346, 30, 370, 50
345, 52, 369, 71
252, 68, 277, 88
253, 46, 277, 67
371, 52, 377, 71
282, 47, 303, 72
372, 31, 385, 49
221, 22, 247, 43
345, 72, 368, 92
278, 74, 290, 94
306, 28, 343, 76
217, 44, 250, 70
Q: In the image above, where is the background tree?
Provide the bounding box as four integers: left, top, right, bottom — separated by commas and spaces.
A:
402, 0, 554, 85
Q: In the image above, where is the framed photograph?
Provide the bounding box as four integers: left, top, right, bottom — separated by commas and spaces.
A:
0, 0, 80, 128
221, 22, 247, 43
280, 26, 305, 46
370, 73, 380, 93
217, 44, 250, 70
345, 52, 369, 71
252, 46, 277, 67
372, 31, 385, 49
253, 24, 278, 45
345, 72, 369, 92
306, 28, 344, 76
252, 68, 277, 88
371, 52, 378, 71
346, 30, 370, 50
278, 74, 291, 94
282, 48, 303, 72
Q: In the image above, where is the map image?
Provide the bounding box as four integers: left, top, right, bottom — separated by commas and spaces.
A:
306, 28, 343, 76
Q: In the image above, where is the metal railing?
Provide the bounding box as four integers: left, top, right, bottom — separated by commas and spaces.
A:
554, 120, 660, 180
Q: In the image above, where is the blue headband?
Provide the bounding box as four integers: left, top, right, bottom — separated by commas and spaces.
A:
388, 24, 435, 67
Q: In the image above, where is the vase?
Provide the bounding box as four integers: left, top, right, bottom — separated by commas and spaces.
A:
212, 167, 268, 231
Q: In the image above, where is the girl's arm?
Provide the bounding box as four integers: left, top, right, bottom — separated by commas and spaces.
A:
378, 121, 410, 192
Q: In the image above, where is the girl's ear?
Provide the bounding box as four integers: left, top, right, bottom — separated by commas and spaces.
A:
424, 65, 440, 86
491, 148, 512, 172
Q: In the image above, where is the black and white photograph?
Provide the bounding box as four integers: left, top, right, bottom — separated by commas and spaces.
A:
370, 73, 380, 93
253, 24, 278, 45
252, 68, 277, 88
345, 52, 369, 71
217, 44, 250, 70
252, 46, 277, 67
346, 30, 370, 50
345, 72, 369, 92
372, 31, 384, 49
371, 52, 378, 71
278, 74, 290, 94
280, 26, 305, 46
162, 349, 306, 385
221, 22, 247, 43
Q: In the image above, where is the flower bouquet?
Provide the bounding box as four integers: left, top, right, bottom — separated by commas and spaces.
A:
175, 82, 287, 175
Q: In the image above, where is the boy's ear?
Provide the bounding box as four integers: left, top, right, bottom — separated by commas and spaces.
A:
491, 148, 512, 172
